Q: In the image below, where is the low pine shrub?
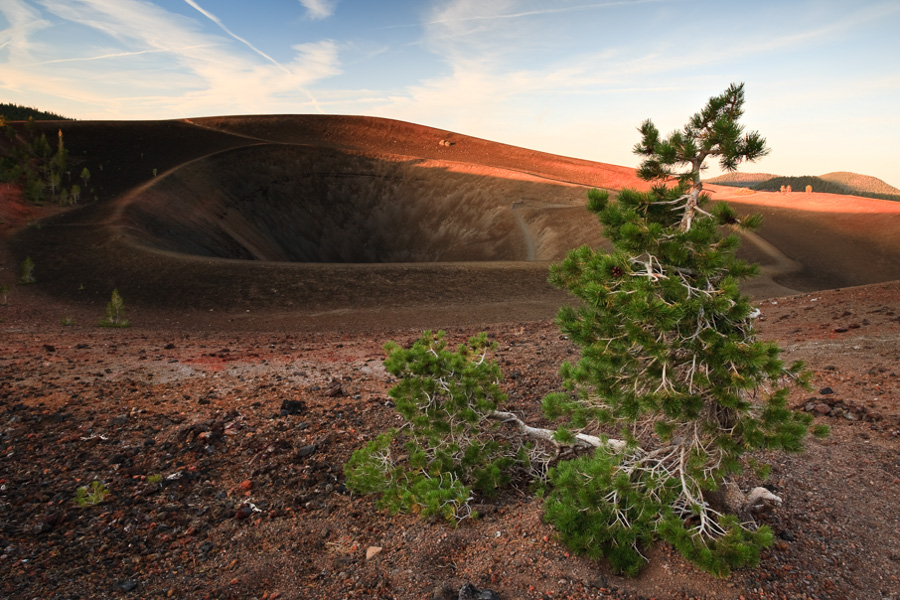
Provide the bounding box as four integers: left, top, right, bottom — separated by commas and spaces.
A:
344, 331, 534, 523
19, 257, 36, 284
98, 289, 129, 328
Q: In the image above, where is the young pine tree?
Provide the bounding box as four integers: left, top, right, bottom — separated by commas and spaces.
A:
19, 256, 36, 284
542, 83, 826, 576
99, 289, 129, 328
344, 331, 536, 523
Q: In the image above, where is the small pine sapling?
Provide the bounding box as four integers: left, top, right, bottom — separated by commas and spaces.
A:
542, 83, 827, 576
73, 480, 109, 507
344, 331, 540, 523
19, 256, 36, 284
99, 288, 129, 328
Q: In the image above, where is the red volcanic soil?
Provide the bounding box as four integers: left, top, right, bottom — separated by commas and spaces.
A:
2, 115, 900, 600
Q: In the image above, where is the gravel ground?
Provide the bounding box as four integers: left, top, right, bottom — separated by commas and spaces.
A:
2, 279, 899, 600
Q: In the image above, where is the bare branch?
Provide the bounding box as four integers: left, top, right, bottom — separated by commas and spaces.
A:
488, 410, 626, 451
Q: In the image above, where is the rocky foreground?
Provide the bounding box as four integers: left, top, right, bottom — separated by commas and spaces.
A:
1, 281, 899, 600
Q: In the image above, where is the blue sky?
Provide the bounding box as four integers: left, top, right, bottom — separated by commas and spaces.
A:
2, 0, 899, 186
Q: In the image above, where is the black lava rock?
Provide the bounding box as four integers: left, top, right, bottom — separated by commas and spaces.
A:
280, 400, 306, 416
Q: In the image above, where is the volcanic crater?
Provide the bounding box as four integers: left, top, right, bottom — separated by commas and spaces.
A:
7, 114, 900, 331
121, 144, 534, 264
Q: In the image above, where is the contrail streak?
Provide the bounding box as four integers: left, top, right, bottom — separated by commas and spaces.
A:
184, 0, 289, 73
183, 0, 325, 113
383, 0, 667, 29
32, 45, 213, 66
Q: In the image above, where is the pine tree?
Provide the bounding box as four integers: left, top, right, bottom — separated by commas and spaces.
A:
98, 289, 129, 327
542, 83, 826, 576
19, 257, 36, 284
633, 82, 769, 231
344, 331, 534, 523
54, 129, 68, 174
344, 83, 825, 579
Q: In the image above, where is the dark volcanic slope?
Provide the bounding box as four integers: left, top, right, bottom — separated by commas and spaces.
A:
12, 116, 620, 328
122, 144, 552, 263
9, 115, 900, 331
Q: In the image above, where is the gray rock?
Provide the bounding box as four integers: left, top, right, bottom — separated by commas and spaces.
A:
295, 444, 318, 458
458, 583, 501, 600
745, 487, 782, 515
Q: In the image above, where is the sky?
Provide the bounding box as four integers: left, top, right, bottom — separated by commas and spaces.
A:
2, 0, 899, 187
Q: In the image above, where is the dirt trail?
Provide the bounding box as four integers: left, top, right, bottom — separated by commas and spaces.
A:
511, 202, 537, 260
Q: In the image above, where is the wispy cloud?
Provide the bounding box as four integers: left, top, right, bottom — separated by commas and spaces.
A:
298, 0, 338, 20
2, 0, 341, 117
184, 0, 289, 73
182, 0, 340, 111
379, 1, 635, 123
0, 0, 51, 61
424, 0, 663, 26
31, 45, 214, 66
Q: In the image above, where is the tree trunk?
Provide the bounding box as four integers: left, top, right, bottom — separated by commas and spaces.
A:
490, 410, 781, 517
679, 182, 702, 231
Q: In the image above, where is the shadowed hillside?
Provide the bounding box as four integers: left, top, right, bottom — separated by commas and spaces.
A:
120, 144, 596, 263
819, 171, 900, 196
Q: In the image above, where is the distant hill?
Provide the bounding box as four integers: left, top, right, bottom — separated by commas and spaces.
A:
706, 172, 779, 187
708, 171, 900, 202
818, 172, 900, 196
0, 103, 71, 121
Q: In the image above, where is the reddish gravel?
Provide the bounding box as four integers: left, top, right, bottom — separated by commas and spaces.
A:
2, 265, 899, 600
